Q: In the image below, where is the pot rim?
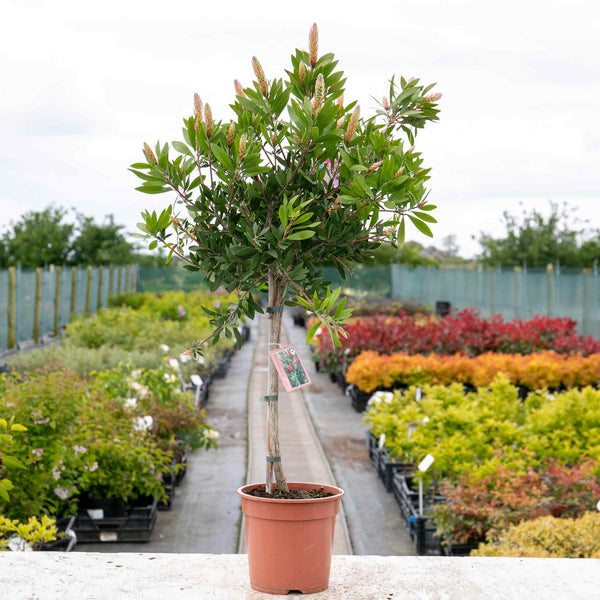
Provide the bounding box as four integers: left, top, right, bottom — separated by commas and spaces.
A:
237, 481, 344, 503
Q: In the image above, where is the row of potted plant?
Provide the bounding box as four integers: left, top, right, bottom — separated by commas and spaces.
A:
346, 349, 600, 394
311, 309, 600, 378
0, 363, 218, 541
0, 289, 252, 550
6, 290, 242, 381
364, 377, 600, 555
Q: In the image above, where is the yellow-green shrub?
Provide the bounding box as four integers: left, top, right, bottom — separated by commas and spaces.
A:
472, 512, 600, 558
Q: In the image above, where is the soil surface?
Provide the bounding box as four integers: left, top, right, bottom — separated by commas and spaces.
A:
246, 486, 334, 499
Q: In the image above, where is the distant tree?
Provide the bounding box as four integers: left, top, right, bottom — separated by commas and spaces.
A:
477, 202, 600, 268
2, 207, 73, 268
366, 241, 439, 267
70, 213, 135, 265
441, 234, 460, 258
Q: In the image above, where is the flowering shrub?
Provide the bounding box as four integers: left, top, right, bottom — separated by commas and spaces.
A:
312, 309, 600, 374
0, 365, 211, 520
347, 350, 600, 392
433, 458, 600, 544
471, 512, 600, 558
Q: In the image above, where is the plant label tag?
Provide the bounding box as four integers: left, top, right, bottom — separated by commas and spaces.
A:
87, 509, 104, 520
160, 344, 170, 352
418, 454, 435, 472
415, 387, 422, 402
378, 433, 386, 449
190, 374, 203, 387
99, 532, 118, 542
270, 345, 311, 392
597, 500, 600, 512
168, 358, 179, 369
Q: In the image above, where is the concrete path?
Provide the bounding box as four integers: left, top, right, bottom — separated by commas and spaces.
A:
284, 312, 415, 556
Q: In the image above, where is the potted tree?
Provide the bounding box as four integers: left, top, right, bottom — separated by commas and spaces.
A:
131, 23, 440, 594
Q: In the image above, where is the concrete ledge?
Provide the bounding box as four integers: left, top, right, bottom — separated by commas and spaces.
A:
1, 553, 599, 599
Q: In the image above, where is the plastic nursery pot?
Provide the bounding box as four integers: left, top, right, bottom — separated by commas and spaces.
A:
237, 482, 344, 595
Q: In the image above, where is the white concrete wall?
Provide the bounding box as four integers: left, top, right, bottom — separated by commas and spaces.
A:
1, 553, 599, 599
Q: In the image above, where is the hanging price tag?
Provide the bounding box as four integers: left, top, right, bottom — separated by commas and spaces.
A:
378, 433, 386, 449
415, 387, 422, 402
269, 345, 311, 392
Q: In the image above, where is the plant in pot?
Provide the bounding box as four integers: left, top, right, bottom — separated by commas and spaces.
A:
132, 23, 440, 594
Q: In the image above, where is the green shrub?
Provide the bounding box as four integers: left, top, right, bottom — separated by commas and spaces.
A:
472, 512, 600, 558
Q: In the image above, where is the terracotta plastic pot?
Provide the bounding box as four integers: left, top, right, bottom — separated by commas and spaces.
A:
238, 481, 344, 595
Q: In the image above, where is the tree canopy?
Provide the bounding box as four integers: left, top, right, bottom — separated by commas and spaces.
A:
477, 202, 600, 268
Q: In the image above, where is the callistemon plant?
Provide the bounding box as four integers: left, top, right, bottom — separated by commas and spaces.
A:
131, 24, 441, 493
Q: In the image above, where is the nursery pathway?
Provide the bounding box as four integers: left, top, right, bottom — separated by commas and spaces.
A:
284, 312, 415, 556
75, 318, 257, 554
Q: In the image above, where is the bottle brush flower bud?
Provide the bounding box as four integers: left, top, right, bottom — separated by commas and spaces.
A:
252, 57, 268, 95
193, 93, 203, 121
238, 135, 246, 161
345, 106, 360, 144
309, 23, 318, 67
204, 104, 213, 137
312, 73, 325, 114
382, 96, 389, 110
234, 79, 246, 98
143, 143, 157, 165
299, 62, 307, 84
227, 122, 235, 148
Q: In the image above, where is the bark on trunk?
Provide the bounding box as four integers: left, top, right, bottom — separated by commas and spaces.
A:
266, 270, 288, 493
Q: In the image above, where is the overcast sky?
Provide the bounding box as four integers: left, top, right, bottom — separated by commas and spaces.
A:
2, 0, 599, 257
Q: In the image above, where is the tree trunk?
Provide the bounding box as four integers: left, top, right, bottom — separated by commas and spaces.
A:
266, 270, 288, 493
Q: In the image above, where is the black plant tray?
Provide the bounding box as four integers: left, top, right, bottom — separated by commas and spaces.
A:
349, 385, 371, 412
377, 449, 410, 492
73, 495, 158, 543
365, 432, 380, 468
440, 539, 481, 557
37, 516, 77, 552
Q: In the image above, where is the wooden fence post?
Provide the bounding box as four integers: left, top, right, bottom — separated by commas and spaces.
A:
125, 265, 131, 293
70, 267, 78, 317
85, 266, 93, 316
117, 265, 123, 294
97, 266, 104, 310
8, 267, 17, 349
54, 266, 62, 336
108, 265, 115, 298
33, 267, 43, 343
132, 263, 138, 293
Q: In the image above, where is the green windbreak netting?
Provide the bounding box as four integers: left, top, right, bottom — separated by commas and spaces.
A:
139, 267, 206, 293
390, 266, 600, 337
0, 270, 9, 348
1, 263, 599, 350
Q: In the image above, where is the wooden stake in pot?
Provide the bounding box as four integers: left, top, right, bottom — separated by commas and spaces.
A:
266, 270, 288, 494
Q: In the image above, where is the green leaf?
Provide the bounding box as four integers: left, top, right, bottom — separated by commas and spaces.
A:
408, 215, 433, 237
306, 321, 321, 345
413, 211, 437, 223
2, 455, 25, 469
0, 486, 9, 502
278, 205, 288, 228
397, 218, 406, 245
9, 423, 27, 432
172, 141, 192, 156
211, 144, 234, 171
287, 230, 316, 241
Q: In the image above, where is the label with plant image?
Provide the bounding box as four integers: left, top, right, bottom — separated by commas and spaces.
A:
270, 345, 311, 392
